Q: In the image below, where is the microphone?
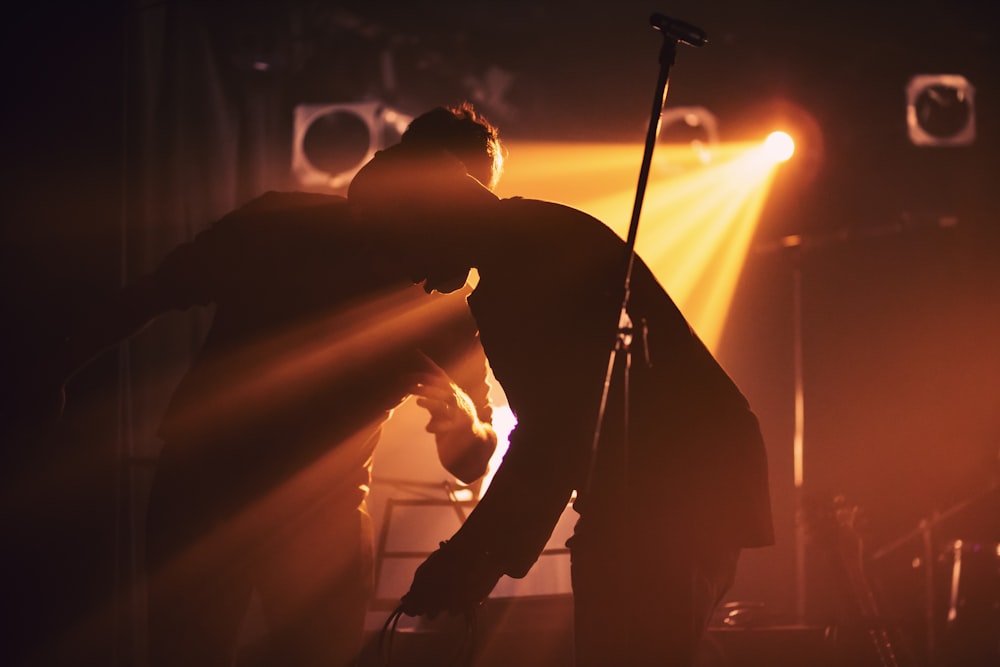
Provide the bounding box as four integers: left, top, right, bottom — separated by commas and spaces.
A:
650, 13, 708, 47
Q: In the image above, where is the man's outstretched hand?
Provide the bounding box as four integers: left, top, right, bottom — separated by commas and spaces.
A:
408, 353, 496, 483
399, 540, 504, 618
410, 369, 478, 442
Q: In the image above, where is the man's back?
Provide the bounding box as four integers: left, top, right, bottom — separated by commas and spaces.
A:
461, 198, 772, 571
150, 191, 489, 508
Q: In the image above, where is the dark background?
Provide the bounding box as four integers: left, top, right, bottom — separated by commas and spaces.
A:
1, 1, 997, 665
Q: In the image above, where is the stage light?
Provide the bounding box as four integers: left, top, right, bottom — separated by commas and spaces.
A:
906, 74, 976, 147
746, 98, 823, 187
497, 138, 782, 351
763, 131, 795, 163
292, 101, 412, 190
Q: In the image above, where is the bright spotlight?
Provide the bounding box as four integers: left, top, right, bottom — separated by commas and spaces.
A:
763, 131, 795, 163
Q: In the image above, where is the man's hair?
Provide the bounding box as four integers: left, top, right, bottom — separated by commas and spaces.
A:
401, 102, 504, 190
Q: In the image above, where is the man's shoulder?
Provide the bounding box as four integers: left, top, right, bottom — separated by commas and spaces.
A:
499, 197, 606, 227
243, 190, 348, 214
211, 191, 351, 233
498, 197, 620, 248
195, 191, 358, 258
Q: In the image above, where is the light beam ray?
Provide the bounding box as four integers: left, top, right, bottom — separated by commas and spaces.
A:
498, 139, 788, 350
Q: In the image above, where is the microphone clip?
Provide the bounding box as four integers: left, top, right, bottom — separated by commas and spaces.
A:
650, 13, 708, 48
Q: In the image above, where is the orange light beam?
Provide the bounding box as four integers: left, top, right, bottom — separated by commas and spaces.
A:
497, 139, 786, 349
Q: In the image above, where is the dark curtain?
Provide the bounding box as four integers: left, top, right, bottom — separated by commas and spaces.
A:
1, 2, 298, 665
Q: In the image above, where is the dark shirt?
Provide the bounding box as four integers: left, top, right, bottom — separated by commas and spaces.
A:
130, 191, 492, 513
449, 198, 774, 576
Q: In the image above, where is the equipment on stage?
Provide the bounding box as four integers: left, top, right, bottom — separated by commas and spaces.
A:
805, 493, 906, 667
870, 479, 999, 667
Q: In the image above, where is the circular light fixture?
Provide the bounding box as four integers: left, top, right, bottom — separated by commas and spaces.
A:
301, 110, 371, 180
906, 74, 975, 147
292, 102, 412, 190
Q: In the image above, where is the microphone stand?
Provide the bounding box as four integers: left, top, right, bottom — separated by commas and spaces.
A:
579, 18, 705, 661
585, 15, 706, 494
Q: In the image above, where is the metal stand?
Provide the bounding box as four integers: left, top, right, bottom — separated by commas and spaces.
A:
869, 479, 1000, 663
585, 14, 707, 493
791, 247, 808, 624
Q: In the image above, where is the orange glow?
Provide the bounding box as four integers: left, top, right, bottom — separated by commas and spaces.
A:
478, 403, 517, 496
496, 138, 788, 350
163, 283, 474, 435
764, 131, 795, 162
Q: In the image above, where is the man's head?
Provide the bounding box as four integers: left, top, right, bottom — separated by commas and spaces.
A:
350, 152, 501, 294
400, 102, 504, 191
349, 103, 503, 294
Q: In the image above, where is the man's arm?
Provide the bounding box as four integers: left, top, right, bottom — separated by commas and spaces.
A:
60, 233, 217, 382
411, 289, 498, 483
408, 356, 497, 483
397, 415, 578, 618
34, 206, 232, 427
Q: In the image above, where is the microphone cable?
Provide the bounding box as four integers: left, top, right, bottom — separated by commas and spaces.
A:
377, 605, 478, 667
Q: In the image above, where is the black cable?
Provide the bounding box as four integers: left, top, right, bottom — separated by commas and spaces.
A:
377, 606, 404, 666
377, 605, 478, 667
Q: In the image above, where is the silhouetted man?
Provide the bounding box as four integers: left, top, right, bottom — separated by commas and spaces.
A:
350, 144, 775, 667
48, 104, 503, 666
